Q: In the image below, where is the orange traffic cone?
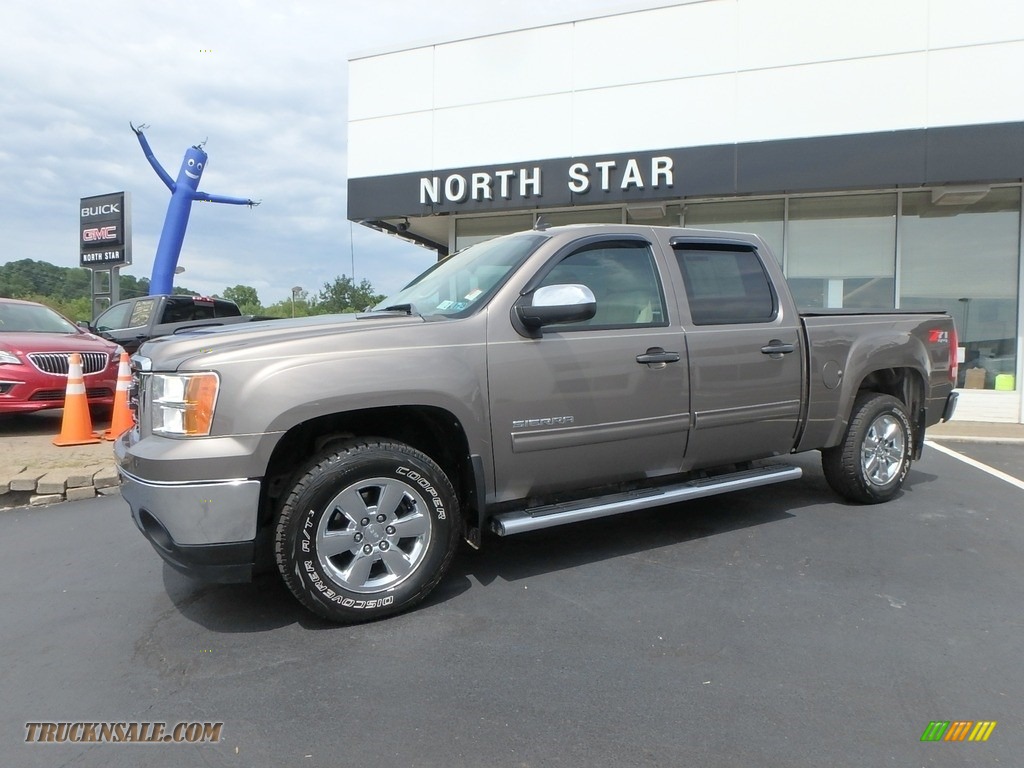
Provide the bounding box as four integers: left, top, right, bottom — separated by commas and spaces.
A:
104, 352, 134, 440
53, 353, 101, 446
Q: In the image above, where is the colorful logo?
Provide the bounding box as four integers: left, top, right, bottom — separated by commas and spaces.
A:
921, 721, 997, 742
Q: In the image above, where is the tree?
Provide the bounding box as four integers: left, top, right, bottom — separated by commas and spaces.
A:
222, 284, 261, 314
119, 273, 150, 299
313, 275, 384, 314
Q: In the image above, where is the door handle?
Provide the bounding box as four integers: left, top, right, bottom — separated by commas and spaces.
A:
636, 347, 680, 365
761, 339, 796, 358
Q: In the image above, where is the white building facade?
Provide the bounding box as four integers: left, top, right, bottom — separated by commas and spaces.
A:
347, 0, 1024, 422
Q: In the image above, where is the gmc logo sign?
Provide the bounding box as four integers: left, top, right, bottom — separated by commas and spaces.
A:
82, 226, 118, 242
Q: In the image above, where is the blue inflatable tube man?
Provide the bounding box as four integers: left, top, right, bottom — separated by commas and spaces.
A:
131, 123, 258, 295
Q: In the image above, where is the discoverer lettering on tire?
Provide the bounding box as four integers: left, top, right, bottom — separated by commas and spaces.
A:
274, 439, 460, 623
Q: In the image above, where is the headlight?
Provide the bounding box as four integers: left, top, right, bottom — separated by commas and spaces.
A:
0, 350, 24, 365
151, 372, 219, 436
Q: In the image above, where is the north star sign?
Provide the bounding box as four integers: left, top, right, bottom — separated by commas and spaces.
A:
419, 155, 675, 205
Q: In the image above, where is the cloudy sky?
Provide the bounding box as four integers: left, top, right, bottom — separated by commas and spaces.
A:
3, 0, 635, 305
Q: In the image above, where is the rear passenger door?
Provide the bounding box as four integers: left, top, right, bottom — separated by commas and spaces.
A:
667, 238, 803, 467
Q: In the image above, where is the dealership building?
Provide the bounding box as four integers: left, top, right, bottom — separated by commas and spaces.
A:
347, 0, 1024, 423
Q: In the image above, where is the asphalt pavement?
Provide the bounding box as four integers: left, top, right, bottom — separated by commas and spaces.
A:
1, 444, 1021, 767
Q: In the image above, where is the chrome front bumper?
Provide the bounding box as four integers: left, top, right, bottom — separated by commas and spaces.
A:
119, 467, 262, 583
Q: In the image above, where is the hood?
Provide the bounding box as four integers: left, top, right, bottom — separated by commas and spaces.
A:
138, 312, 428, 370
0, 330, 118, 357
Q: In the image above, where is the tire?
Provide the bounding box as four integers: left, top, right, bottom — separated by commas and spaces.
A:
821, 393, 913, 504
274, 439, 460, 623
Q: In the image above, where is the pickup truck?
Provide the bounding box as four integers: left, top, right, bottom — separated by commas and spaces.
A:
116, 224, 958, 623
88, 294, 263, 354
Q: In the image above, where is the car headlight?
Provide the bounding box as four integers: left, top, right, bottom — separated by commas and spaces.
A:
0, 350, 24, 365
151, 372, 219, 436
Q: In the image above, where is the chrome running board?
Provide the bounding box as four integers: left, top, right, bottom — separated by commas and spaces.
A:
491, 464, 802, 536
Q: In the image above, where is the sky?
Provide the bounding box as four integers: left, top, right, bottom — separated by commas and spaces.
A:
2, 0, 638, 306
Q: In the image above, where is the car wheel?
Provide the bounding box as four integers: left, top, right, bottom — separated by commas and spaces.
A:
821, 393, 913, 504
274, 439, 460, 623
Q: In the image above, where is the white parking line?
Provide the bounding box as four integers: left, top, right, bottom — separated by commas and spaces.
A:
924, 440, 1024, 492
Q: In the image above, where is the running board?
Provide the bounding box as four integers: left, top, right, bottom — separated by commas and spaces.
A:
491, 464, 802, 536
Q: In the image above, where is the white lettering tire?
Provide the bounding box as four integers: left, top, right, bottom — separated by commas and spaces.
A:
274, 440, 460, 623
821, 393, 913, 504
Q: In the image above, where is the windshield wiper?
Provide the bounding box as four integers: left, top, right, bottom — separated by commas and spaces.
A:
358, 302, 419, 318
382, 303, 415, 314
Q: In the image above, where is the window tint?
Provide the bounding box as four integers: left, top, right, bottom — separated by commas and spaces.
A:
675, 246, 776, 325
539, 240, 666, 328
93, 301, 134, 331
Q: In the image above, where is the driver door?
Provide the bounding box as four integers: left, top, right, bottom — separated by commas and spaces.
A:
486, 236, 689, 504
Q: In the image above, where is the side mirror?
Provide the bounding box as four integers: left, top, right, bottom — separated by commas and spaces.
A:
516, 284, 597, 331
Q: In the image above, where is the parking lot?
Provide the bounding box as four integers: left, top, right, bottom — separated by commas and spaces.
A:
1, 441, 1021, 767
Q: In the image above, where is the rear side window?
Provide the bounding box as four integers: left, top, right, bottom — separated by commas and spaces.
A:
674, 245, 776, 325
128, 299, 157, 328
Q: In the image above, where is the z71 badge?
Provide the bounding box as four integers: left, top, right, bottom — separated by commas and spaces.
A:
512, 416, 575, 429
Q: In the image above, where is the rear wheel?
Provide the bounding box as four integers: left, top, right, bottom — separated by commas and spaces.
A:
822, 393, 913, 504
275, 439, 460, 623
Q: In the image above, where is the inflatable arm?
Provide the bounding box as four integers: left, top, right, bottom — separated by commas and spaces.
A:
196, 191, 260, 207
130, 122, 175, 191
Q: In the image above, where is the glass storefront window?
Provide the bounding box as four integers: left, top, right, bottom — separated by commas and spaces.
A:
540, 208, 623, 227
683, 199, 785, 263
455, 214, 534, 251
454, 209, 623, 251
900, 188, 1020, 390
787, 194, 897, 310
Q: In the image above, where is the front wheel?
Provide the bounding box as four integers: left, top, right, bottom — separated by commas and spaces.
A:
275, 439, 460, 623
821, 393, 913, 504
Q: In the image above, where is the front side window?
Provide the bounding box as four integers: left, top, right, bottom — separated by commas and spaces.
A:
538, 240, 666, 328
93, 301, 134, 332
675, 245, 776, 325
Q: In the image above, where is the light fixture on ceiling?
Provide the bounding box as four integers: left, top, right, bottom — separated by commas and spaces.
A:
626, 204, 667, 221
931, 185, 991, 206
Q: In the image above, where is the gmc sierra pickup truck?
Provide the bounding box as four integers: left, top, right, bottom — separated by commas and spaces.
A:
116, 224, 958, 623
88, 294, 265, 354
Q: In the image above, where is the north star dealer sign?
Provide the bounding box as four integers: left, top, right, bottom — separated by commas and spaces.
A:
80, 192, 131, 267
346, 150, 688, 220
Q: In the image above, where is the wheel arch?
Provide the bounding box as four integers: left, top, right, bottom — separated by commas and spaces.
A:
254, 406, 483, 563
823, 365, 928, 455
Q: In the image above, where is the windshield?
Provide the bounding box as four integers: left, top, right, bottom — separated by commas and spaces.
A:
0, 302, 78, 333
374, 233, 547, 318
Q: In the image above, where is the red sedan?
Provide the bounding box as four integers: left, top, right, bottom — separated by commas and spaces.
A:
0, 298, 121, 414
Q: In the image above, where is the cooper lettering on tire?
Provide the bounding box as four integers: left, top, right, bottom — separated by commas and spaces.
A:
821, 393, 913, 504
274, 439, 460, 623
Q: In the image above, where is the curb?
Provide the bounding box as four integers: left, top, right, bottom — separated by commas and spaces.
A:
0, 465, 121, 510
